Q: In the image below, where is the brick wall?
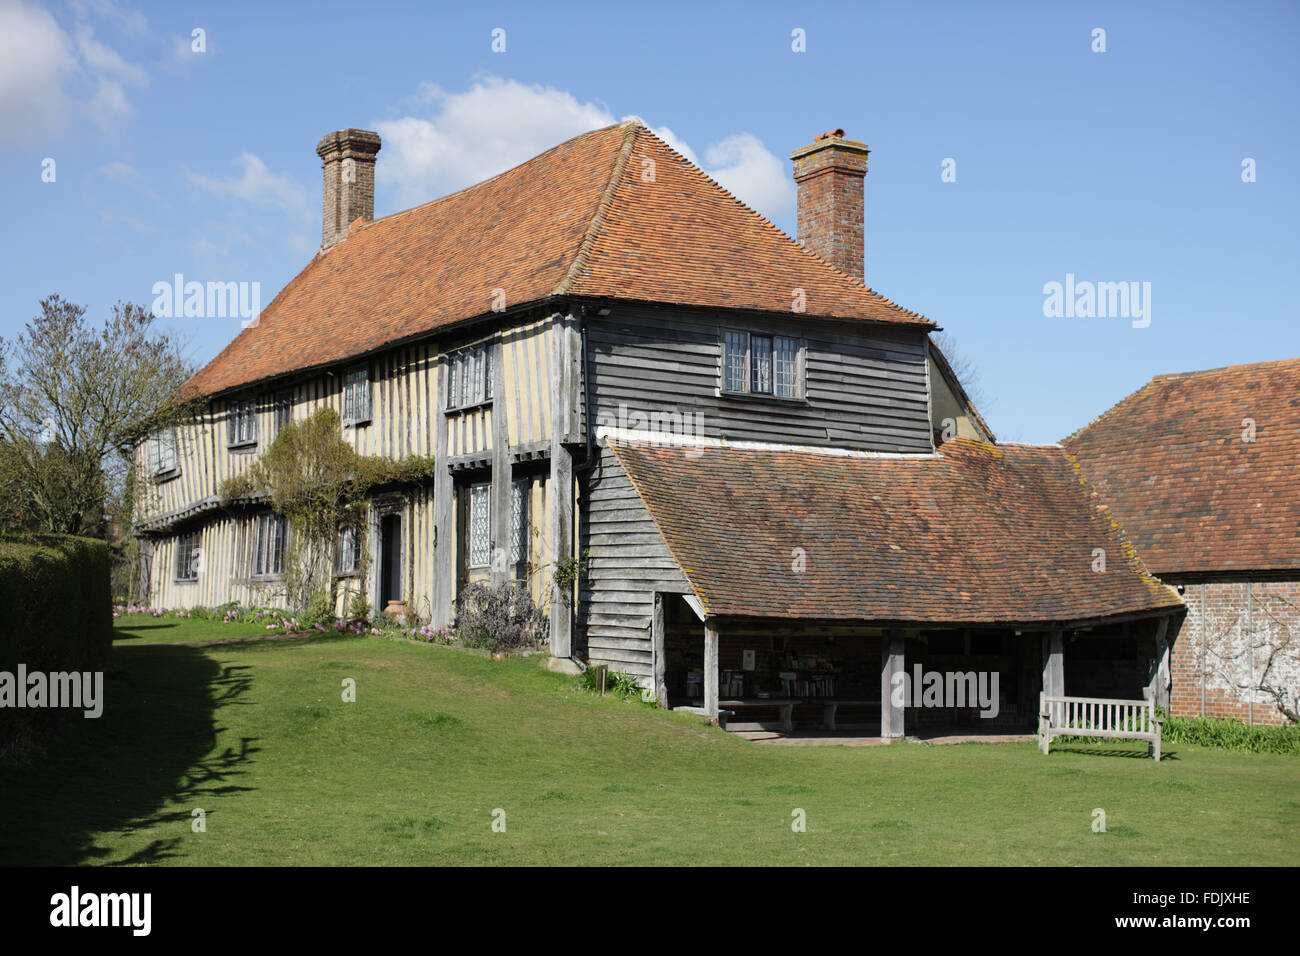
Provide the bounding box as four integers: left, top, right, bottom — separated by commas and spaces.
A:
1168, 579, 1300, 726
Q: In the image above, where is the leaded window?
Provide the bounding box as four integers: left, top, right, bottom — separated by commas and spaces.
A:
510, 479, 528, 565
722, 331, 801, 399
336, 525, 362, 574
447, 343, 494, 410
175, 532, 199, 581
342, 368, 370, 426
468, 483, 491, 567
252, 513, 286, 578
149, 428, 178, 476
227, 399, 257, 447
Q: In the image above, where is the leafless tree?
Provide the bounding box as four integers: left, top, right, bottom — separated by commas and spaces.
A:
0, 295, 193, 536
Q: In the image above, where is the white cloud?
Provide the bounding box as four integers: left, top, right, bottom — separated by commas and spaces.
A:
0, 1, 150, 142
703, 133, 795, 221
0, 1, 79, 144
74, 23, 147, 85
70, 0, 148, 35
187, 153, 309, 220
374, 76, 792, 222
375, 77, 615, 208
100, 159, 156, 197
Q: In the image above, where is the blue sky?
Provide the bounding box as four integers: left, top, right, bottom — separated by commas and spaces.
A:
3, 0, 1297, 442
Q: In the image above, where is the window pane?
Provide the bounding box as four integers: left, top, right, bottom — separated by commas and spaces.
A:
483, 345, 494, 401
469, 484, 491, 567
774, 336, 798, 398
446, 356, 458, 408
272, 515, 285, 574
461, 351, 474, 408
750, 335, 773, 394
724, 331, 747, 392
510, 479, 527, 565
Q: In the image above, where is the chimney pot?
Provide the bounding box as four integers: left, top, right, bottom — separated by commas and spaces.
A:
316, 128, 381, 251
791, 130, 869, 281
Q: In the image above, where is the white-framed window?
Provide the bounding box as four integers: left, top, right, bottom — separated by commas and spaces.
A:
227, 399, 257, 447
273, 390, 293, 436
510, 478, 528, 566
446, 343, 494, 410
342, 367, 370, 427
148, 428, 179, 477
251, 512, 286, 578
175, 532, 199, 581
468, 482, 491, 568
721, 330, 801, 399
336, 524, 362, 575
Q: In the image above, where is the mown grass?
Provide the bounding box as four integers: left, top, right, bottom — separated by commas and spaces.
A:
2, 619, 1296, 866
112, 611, 288, 644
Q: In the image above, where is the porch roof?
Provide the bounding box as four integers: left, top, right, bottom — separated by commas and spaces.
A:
606, 434, 1184, 624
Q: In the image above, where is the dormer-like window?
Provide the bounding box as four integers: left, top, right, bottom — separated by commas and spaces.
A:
148, 428, 180, 479
227, 399, 257, 448
722, 330, 801, 399
342, 368, 370, 427
446, 343, 493, 410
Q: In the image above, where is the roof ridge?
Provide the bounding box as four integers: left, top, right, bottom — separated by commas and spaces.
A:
1151, 356, 1300, 380
552, 120, 639, 296
627, 124, 931, 324
365, 121, 629, 234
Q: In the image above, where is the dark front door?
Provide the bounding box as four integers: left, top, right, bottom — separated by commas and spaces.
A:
380, 514, 402, 608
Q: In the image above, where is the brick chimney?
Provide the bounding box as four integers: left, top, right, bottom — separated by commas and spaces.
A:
316, 128, 382, 251
790, 129, 870, 280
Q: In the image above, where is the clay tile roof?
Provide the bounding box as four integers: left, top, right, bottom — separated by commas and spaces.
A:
607, 436, 1183, 623
184, 120, 932, 397
1062, 358, 1300, 576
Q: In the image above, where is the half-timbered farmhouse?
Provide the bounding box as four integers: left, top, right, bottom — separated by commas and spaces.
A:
1065, 359, 1300, 726
134, 119, 1186, 735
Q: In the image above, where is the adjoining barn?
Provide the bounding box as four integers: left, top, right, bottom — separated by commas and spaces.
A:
579, 431, 1184, 735
1064, 358, 1300, 726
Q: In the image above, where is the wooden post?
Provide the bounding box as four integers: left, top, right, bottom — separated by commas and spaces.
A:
431, 353, 455, 628
704, 618, 719, 722
880, 629, 905, 738
1042, 630, 1064, 699
547, 313, 579, 659
490, 337, 510, 590
1147, 616, 1171, 711
652, 592, 667, 708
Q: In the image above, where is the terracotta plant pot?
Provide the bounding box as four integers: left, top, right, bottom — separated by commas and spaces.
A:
384, 600, 408, 622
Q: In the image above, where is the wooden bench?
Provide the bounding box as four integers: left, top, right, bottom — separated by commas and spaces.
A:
718, 698, 797, 733
1038, 691, 1164, 761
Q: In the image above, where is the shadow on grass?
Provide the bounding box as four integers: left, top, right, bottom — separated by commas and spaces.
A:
0, 645, 259, 865
1050, 745, 1179, 761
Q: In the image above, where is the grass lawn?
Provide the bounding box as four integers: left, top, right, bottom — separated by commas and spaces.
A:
2, 618, 1297, 866
112, 611, 296, 644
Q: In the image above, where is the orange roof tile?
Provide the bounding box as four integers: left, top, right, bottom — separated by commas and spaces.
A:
185, 120, 932, 397
607, 436, 1182, 623
1063, 358, 1300, 576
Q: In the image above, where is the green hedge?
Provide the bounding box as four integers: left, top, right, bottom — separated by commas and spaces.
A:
0, 534, 112, 683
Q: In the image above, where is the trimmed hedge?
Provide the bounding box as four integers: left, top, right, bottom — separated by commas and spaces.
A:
0, 534, 112, 672
1, 535, 113, 759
